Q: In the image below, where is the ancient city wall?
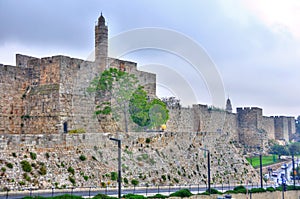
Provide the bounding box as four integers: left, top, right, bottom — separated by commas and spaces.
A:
274, 116, 289, 141
16, 54, 37, 68
20, 56, 61, 134
166, 107, 195, 132
167, 105, 239, 141
0, 131, 260, 189
287, 117, 296, 139
262, 116, 275, 140
237, 107, 265, 147
58, 56, 101, 134
108, 58, 156, 97
0, 64, 28, 134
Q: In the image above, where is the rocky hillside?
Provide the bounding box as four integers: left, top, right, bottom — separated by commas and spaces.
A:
0, 131, 260, 190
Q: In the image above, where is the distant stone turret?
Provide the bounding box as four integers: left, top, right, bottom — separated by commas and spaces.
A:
225, 98, 232, 113
95, 13, 108, 71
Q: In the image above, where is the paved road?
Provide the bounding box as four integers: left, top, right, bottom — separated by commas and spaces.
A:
271, 159, 300, 185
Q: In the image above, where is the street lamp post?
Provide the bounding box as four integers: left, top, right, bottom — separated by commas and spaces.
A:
292, 154, 295, 188
200, 148, 210, 194
110, 137, 122, 199
259, 154, 263, 188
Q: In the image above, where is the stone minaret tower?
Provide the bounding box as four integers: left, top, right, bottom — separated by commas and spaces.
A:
226, 98, 232, 113
95, 13, 108, 71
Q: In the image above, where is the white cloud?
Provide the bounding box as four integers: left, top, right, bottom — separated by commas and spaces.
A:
242, 0, 300, 40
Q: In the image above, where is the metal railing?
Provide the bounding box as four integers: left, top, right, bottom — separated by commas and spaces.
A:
1, 181, 300, 199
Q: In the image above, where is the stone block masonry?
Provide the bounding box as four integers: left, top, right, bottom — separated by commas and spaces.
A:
0, 131, 259, 189
167, 105, 295, 150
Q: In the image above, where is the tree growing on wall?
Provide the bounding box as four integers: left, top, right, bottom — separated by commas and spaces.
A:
88, 68, 138, 132
89, 68, 169, 132
129, 87, 169, 130
129, 86, 151, 128
148, 98, 169, 130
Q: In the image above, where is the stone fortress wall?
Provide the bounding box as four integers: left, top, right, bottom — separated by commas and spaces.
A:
0, 14, 296, 150
166, 104, 295, 149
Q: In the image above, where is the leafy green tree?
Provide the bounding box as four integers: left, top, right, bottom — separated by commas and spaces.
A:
129, 86, 151, 128
269, 144, 289, 159
288, 142, 300, 155
161, 97, 181, 108
88, 68, 138, 132
111, 172, 118, 181
131, 179, 139, 186
20, 160, 32, 172
148, 99, 169, 129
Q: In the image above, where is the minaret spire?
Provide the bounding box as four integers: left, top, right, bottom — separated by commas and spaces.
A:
95, 12, 108, 71
226, 97, 232, 113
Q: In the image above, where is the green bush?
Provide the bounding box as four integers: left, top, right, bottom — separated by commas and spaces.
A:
124, 178, 129, 184
30, 152, 37, 160
21, 160, 32, 172
45, 152, 50, 159
199, 188, 223, 195
131, 179, 139, 186
145, 138, 151, 144
67, 166, 75, 175
19, 181, 25, 185
92, 156, 98, 161
24, 194, 83, 199
6, 162, 13, 169
266, 187, 276, 192
101, 182, 106, 188
69, 176, 76, 185
209, 188, 223, 194
199, 191, 210, 195
23, 173, 31, 182
170, 189, 192, 197
39, 165, 47, 175
224, 190, 237, 194
55, 195, 82, 199
123, 194, 146, 199
250, 187, 266, 193
111, 172, 117, 181
1, 167, 6, 172
79, 155, 87, 161
83, 175, 89, 181
93, 193, 118, 199
147, 194, 167, 199
233, 185, 247, 193
288, 185, 300, 190
173, 178, 179, 183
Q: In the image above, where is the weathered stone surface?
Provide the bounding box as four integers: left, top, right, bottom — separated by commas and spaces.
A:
0, 132, 259, 190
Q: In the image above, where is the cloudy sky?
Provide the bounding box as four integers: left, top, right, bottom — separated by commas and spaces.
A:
0, 0, 299, 116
